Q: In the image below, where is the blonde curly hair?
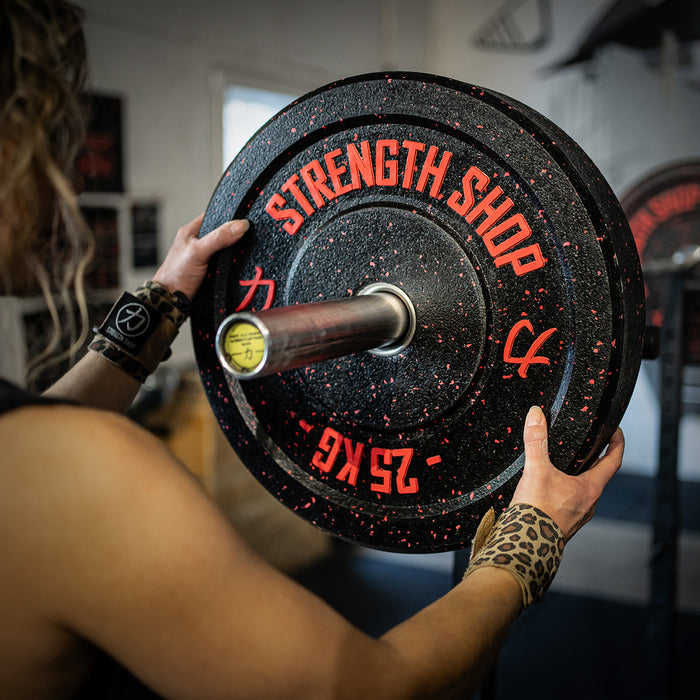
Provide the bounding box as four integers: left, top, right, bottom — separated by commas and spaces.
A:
0, 0, 94, 385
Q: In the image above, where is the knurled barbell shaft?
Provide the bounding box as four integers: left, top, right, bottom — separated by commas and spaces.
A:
216, 284, 416, 379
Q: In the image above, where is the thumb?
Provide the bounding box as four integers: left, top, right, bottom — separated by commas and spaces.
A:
523, 405, 549, 468
197, 219, 249, 259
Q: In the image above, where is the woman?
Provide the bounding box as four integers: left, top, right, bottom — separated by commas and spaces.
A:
0, 2, 624, 698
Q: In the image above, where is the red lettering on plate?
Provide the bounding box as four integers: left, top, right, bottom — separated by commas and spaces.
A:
465, 185, 513, 234
447, 165, 545, 275
347, 140, 376, 189
416, 145, 452, 198
235, 266, 276, 311
324, 148, 353, 197
263, 145, 544, 276
446, 166, 489, 216
504, 319, 557, 378
264, 193, 304, 235
311, 427, 343, 473
370, 447, 418, 494
482, 212, 531, 257
336, 438, 364, 486
300, 159, 337, 208
394, 448, 418, 494
401, 140, 425, 189
306, 424, 420, 495
370, 448, 393, 493
375, 139, 399, 186
495, 244, 545, 276
281, 173, 315, 215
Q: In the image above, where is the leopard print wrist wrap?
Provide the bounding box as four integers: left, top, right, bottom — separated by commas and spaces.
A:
464, 503, 565, 609
136, 281, 190, 327
88, 282, 191, 383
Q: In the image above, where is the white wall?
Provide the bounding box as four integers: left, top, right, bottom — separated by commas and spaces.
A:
78, 0, 700, 478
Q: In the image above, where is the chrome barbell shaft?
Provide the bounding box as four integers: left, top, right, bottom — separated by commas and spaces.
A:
216, 283, 416, 379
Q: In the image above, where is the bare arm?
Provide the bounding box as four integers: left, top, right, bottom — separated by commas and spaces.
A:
2, 403, 623, 700
5, 405, 521, 700
43, 215, 248, 412
42, 351, 143, 412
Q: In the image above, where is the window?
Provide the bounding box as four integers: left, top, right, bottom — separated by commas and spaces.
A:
222, 85, 296, 169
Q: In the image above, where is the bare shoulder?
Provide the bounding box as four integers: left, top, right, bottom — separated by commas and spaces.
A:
0, 403, 273, 696
0, 400, 168, 460
0, 402, 251, 634
0, 404, 391, 699
0, 398, 244, 543
0, 402, 192, 510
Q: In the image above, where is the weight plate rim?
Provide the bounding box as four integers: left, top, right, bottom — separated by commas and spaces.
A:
206, 70, 644, 468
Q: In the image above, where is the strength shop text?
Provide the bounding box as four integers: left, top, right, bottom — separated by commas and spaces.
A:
264, 138, 546, 276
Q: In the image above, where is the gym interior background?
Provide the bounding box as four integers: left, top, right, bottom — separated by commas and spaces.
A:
2, 1, 699, 698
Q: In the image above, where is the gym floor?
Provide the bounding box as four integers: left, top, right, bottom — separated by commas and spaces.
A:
293, 473, 700, 700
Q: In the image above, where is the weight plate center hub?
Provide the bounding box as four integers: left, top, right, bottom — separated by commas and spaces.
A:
287, 207, 487, 430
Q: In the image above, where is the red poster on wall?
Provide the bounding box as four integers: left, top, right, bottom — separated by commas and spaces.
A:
75, 93, 124, 193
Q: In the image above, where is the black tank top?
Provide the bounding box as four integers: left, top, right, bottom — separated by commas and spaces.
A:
0, 378, 65, 412
0, 379, 163, 699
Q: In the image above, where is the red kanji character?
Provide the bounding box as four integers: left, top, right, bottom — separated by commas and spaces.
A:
503, 319, 557, 379
235, 266, 276, 311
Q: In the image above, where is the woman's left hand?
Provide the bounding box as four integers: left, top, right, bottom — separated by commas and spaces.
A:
152, 214, 249, 300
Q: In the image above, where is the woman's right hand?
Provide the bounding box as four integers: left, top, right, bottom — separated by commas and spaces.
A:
510, 405, 624, 542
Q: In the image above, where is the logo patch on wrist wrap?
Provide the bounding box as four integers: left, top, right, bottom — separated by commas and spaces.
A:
98, 292, 162, 355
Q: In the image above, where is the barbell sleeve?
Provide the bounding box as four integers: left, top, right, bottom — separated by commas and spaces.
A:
215, 283, 416, 379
